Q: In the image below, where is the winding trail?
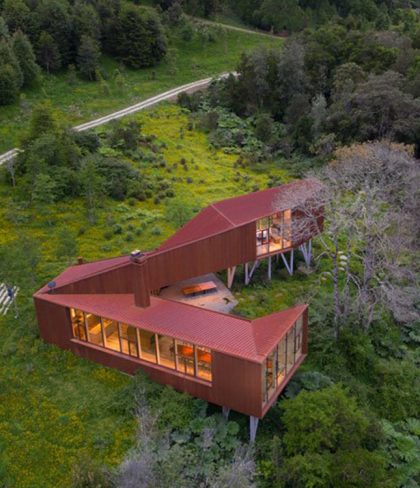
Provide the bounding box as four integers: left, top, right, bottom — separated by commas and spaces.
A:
0, 73, 233, 165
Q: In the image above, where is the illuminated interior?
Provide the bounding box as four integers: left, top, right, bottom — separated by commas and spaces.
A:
262, 315, 304, 404
256, 210, 292, 256
70, 308, 212, 382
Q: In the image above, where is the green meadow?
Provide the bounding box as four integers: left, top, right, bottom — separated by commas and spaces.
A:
0, 27, 281, 153
0, 105, 319, 488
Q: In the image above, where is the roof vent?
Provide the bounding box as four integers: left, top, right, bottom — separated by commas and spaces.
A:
47, 281, 56, 293
130, 249, 145, 262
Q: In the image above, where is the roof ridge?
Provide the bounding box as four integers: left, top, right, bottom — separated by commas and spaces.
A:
50, 258, 131, 292
209, 203, 237, 226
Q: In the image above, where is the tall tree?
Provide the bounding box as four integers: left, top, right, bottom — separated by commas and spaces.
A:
0, 16, 9, 40
37, 31, 61, 73
27, 101, 57, 140
79, 157, 104, 224
72, 0, 101, 45
2, 0, 30, 34
34, 0, 73, 67
0, 63, 19, 105
12, 30, 40, 86
0, 38, 23, 88
77, 35, 101, 80
115, 5, 167, 68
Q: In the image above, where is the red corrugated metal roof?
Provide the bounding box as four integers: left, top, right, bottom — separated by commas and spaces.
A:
253, 305, 307, 355
158, 206, 233, 251
214, 179, 320, 226
37, 256, 131, 292
156, 179, 321, 252
37, 292, 305, 362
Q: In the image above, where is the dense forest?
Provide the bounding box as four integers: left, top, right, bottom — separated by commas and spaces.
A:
0, 1, 419, 488
180, 22, 420, 159
0, 0, 167, 104
156, 0, 420, 33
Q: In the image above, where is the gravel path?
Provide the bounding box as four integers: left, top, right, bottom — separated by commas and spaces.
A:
0, 73, 233, 165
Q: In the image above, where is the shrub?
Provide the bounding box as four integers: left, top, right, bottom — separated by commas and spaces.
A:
112, 224, 123, 235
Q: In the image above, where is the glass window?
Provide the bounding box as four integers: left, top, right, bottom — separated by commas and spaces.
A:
282, 209, 292, 248
86, 313, 103, 346
139, 329, 156, 363
262, 362, 267, 404
196, 346, 212, 381
102, 318, 120, 352
157, 335, 175, 369
286, 328, 295, 374
68, 308, 213, 383
276, 337, 286, 385
256, 216, 270, 255
70, 308, 86, 341
176, 341, 195, 376
295, 317, 303, 359
265, 350, 276, 398
120, 323, 138, 357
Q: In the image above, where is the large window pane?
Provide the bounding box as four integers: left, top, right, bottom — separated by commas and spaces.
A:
86, 313, 103, 346
157, 335, 175, 369
256, 217, 270, 255
119, 324, 138, 357
295, 317, 303, 359
286, 328, 295, 373
176, 341, 195, 376
276, 337, 286, 385
265, 351, 276, 398
282, 209, 292, 248
70, 308, 86, 341
139, 330, 156, 363
262, 362, 267, 404
102, 318, 120, 352
197, 346, 212, 381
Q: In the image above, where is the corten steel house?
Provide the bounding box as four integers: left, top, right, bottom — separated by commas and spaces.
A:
34, 179, 323, 440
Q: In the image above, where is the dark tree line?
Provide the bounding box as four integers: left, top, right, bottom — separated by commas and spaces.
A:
0, 0, 167, 104
155, 0, 420, 36
186, 23, 420, 158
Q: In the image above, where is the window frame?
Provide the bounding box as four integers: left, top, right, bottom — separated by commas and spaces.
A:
69, 308, 212, 383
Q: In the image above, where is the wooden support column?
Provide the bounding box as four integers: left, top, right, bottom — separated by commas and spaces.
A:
299, 239, 312, 267
280, 249, 294, 276
268, 256, 272, 280
227, 266, 237, 289
290, 249, 294, 275
222, 406, 230, 420
249, 416, 259, 442
244, 263, 249, 285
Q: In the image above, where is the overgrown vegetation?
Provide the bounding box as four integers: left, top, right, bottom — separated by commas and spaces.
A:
0, 3, 419, 488
0, 0, 166, 104
156, 0, 420, 36
179, 20, 420, 161
0, 2, 281, 152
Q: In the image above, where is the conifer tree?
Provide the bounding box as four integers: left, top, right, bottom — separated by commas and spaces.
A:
0, 38, 23, 88
12, 30, 40, 86
37, 31, 61, 73
0, 63, 19, 105
77, 35, 101, 80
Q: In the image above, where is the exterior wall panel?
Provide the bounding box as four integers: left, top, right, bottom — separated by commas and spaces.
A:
34, 297, 72, 349
148, 223, 256, 290
33, 297, 264, 417
55, 263, 134, 294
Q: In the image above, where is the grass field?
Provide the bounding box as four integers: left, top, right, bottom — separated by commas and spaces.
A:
0, 25, 281, 153
0, 105, 321, 487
